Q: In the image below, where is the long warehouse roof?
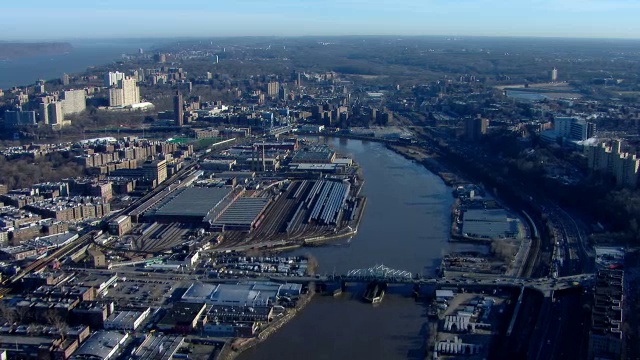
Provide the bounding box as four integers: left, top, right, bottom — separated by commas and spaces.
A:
153, 187, 233, 217
212, 197, 270, 226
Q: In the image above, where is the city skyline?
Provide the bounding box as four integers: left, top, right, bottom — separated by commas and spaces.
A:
3, 0, 640, 40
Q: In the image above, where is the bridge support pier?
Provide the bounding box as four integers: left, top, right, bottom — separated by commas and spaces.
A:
316, 282, 327, 293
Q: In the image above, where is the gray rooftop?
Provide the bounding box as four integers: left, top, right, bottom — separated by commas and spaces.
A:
0, 334, 55, 347
105, 310, 148, 326
181, 282, 280, 307
182, 282, 217, 301
210, 283, 279, 307
71, 331, 128, 360
153, 187, 233, 218
291, 146, 335, 163
464, 209, 509, 222
462, 209, 519, 239
211, 197, 269, 226
134, 335, 185, 360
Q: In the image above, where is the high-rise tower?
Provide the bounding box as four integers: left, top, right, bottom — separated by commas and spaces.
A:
174, 91, 184, 127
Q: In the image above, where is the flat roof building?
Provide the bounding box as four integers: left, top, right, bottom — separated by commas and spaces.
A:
104, 308, 150, 331
181, 282, 281, 308
108, 215, 132, 236
133, 335, 185, 360
61, 89, 87, 115
70, 331, 129, 360
146, 187, 233, 223
209, 197, 270, 231
290, 145, 336, 164
157, 303, 206, 334
462, 209, 520, 240
4, 110, 37, 127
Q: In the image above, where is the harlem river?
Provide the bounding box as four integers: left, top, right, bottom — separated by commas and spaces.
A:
241, 137, 459, 360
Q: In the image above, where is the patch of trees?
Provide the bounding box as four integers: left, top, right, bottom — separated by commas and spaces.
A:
0, 152, 83, 190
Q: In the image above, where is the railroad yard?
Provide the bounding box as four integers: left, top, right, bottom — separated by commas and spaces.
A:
216, 178, 364, 248
93, 139, 366, 263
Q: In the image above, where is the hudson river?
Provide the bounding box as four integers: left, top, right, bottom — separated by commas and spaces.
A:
0, 40, 159, 89
241, 137, 456, 360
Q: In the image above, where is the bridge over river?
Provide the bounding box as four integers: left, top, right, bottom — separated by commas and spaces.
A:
269, 264, 595, 297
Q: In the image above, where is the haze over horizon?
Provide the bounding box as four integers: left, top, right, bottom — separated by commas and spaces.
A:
4, 0, 640, 41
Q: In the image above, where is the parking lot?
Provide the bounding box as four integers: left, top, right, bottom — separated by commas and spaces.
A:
103, 277, 179, 307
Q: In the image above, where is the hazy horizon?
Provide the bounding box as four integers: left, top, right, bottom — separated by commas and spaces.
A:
4, 0, 640, 41
4, 34, 640, 44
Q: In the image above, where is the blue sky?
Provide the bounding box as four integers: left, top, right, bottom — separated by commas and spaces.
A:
3, 0, 640, 40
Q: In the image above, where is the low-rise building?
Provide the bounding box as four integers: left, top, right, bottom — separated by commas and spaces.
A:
71, 302, 114, 328
200, 159, 236, 172
104, 308, 150, 331
0, 245, 37, 260
89, 249, 107, 268
33, 285, 96, 302
0, 206, 41, 228
70, 331, 129, 360
290, 145, 336, 164
0, 334, 77, 360
157, 303, 206, 334
108, 215, 132, 236
132, 335, 185, 360
193, 128, 219, 139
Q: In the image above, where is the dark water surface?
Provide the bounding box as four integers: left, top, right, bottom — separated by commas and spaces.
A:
0, 40, 158, 89
241, 138, 454, 360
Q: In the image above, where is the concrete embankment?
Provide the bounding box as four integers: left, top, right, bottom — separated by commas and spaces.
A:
217, 291, 316, 360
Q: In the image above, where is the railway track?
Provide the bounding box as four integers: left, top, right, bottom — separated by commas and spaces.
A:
6, 230, 99, 285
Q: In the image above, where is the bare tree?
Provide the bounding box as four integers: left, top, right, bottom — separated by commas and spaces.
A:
44, 310, 69, 341
0, 302, 16, 324
14, 306, 30, 324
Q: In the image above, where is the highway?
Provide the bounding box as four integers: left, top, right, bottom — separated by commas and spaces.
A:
405, 130, 599, 360
528, 287, 588, 360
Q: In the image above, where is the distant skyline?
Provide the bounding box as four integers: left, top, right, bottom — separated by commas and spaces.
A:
3, 0, 640, 40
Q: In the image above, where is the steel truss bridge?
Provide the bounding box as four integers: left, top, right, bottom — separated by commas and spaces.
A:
338, 264, 415, 283
316, 264, 594, 297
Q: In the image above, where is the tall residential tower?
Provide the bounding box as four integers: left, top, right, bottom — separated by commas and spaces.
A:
174, 91, 184, 127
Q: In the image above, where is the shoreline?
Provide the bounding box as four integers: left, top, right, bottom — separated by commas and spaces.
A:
384, 142, 534, 278
384, 144, 464, 187
216, 136, 532, 359
217, 290, 316, 360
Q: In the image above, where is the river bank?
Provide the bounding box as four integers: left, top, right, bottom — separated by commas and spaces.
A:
239, 137, 454, 360
386, 142, 533, 278
385, 144, 465, 186
217, 290, 316, 360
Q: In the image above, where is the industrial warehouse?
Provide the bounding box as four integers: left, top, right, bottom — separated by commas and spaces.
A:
209, 197, 271, 231
461, 209, 523, 240
144, 187, 234, 223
